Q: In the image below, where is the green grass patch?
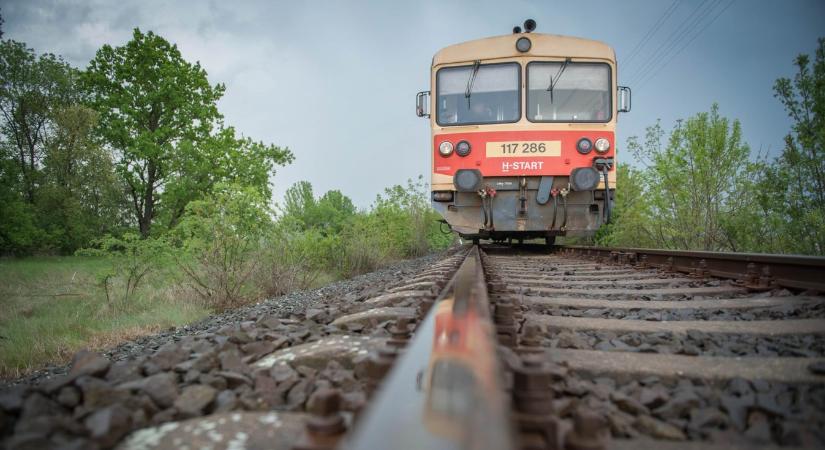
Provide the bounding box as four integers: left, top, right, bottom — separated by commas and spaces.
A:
0, 256, 209, 379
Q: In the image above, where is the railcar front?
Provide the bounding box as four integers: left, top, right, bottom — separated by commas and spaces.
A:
416, 22, 630, 244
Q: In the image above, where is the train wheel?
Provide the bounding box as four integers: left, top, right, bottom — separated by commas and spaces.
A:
545, 236, 556, 247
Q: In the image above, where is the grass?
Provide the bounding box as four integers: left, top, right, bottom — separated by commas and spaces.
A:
0, 254, 343, 380
0, 256, 209, 379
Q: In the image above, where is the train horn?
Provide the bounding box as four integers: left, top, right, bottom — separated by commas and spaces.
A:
524, 19, 537, 32
513, 26, 522, 34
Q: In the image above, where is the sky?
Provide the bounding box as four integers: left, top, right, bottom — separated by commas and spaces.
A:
2, 0, 824, 208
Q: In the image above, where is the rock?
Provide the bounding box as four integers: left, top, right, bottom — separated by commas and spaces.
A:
68, 350, 110, 378
214, 371, 252, 389
271, 364, 300, 384
0, 385, 27, 412
40, 374, 75, 394
638, 386, 669, 409
56, 386, 81, 408
254, 371, 282, 408
175, 351, 217, 373
286, 379, 310, 410
241, 340, 277, 362
719, 395, 751, 431
150, 343, 188, 370
653, 389, 701, 419
635, 415, 687, 440
744, 410, 773, 444
199, 373, 228, 391
140, 372, 179, 409
19, 392, 62, 420
214, 390, 239, 413
305, 308, 325, 322
219, 349, 250, 373
105, 360, 143, 384
2, 432, 52, 450
84, 403, 132, 448
689, 407, 728, 429
610, 392, 648, 416
76, 376, 130, 409
174, 385, 217, 416
341, 390, 366, 413
556, 331, 589, 349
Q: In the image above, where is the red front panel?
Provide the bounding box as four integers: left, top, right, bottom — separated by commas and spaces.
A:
433, 130, 614, 177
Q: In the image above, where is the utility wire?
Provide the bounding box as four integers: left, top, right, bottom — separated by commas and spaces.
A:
634, 0, 736, 89
624, 0, 716, 85
622, 0, 680, 68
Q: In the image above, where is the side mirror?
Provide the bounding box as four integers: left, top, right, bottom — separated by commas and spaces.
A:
416, 91, 430, 118
618, 86, 631, 113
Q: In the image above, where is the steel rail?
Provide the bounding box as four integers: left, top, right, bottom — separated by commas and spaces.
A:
345, 245, 515, 450
558, 245, 825, 291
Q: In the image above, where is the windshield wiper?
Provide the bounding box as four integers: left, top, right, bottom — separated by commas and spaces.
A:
546, 58, 571, 104
465, 60, 481, 108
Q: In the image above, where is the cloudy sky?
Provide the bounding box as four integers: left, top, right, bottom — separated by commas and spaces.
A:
3, 0, 824, 207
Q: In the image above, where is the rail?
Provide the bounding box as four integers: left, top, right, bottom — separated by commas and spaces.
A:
345, 245, 514, 450
558, 245, 825, 292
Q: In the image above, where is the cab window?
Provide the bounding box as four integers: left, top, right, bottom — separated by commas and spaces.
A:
527, 62, 611, 122
436, 63, 520, 126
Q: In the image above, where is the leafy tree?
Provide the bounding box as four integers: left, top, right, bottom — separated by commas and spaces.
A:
38, 105, 124, 251
83, 28, 224, 237
766, 38, 825, 254
280, 181, 355, 235
0, 40, 77, 204
594, 164, 654, 247
615, 105, 761, 251
158, 126, 292, 231
84, 28, 291, 237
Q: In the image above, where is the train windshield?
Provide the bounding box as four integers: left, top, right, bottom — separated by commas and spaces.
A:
527, 62, 611, 122
436, 63, 520, 126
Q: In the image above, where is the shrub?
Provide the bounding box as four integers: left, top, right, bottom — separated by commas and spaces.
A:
172, 184, 271, 311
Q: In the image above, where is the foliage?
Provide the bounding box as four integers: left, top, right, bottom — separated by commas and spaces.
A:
602, 105, 767, 252
762, 38, 825, 254
82, 28, 224, 237
172, 184, 272, 311
77, 233, 170, 307
0, 39, 121, 254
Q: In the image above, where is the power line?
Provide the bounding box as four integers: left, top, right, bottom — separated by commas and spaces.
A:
622, 0, 680, 68
634, 0, 736, 89
624, 0, 717, 85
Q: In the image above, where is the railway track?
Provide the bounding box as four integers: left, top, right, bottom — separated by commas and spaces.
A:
1, 245, 823, 449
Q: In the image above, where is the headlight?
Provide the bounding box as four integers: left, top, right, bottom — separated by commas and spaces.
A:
439, 141, 454, 156
516, 37, 531, 52
456, 140, 471, 157
594, 138, 610, 153
576, 138, 593, 154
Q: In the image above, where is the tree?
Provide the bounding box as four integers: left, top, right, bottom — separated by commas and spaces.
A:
158, 126, 292, 231
38, 105, 124, 251
0, 40, 77, 204
83, 28, 224, 237
767, 38, 825, 254
619, 105, 761, 251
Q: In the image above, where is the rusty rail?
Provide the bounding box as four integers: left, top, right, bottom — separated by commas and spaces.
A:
345, 246, 514, 450
557, 245, 825, 292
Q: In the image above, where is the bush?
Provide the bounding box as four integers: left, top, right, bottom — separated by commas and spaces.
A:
258, 225, 338, 296
172, 184, 271, 311
77, 232, 170, 308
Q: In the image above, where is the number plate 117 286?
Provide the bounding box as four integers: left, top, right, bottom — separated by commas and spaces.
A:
485, 141, 561, 158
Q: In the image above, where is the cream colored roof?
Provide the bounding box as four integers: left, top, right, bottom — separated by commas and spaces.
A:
433, 33, 615, 66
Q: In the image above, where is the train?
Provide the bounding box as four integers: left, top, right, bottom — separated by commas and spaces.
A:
416, 19, 630, 245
